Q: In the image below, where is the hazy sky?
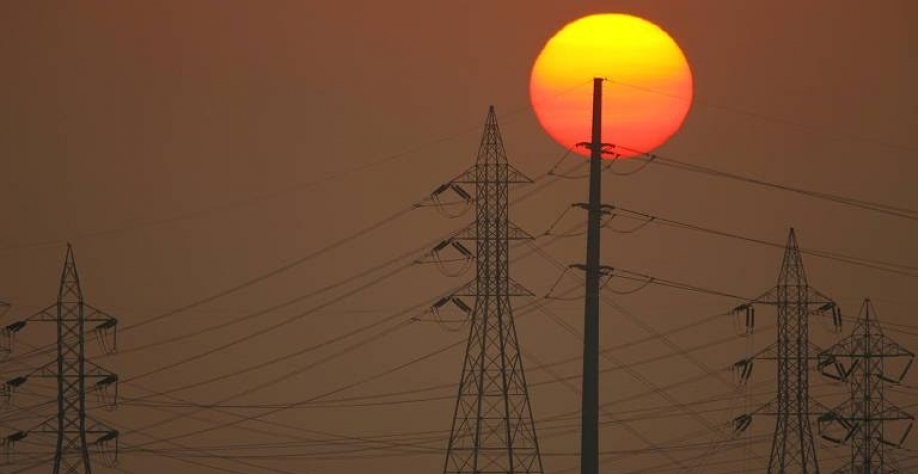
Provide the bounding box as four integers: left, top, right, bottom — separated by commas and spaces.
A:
1, 1, 916, 473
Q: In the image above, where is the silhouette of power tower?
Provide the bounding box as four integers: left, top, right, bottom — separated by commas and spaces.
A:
732, 229, 841, 474
433, 106, 544, 474
817, 299, 914, 474
2, 245, 119, 474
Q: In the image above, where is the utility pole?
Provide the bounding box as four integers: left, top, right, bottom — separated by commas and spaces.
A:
2, 244, 119, 473
818, 299, 914, 474
440, 106, 544, 474
731, 229, 841, 474
579, 77, 604, 474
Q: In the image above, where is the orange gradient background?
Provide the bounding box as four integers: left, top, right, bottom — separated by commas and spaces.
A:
530, 14, 694, 158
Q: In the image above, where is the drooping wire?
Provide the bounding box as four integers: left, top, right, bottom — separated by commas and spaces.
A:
605, 152, 658, 176
609, 142, 918, 221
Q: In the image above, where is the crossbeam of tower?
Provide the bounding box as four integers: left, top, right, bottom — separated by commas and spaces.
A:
731, 229, 841, 474
817, 299, 915, 474
440, 106, 544, 474
1, 245, 120, 474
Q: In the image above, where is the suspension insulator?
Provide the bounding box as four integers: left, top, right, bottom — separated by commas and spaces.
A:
97, 374, 118, 386
817, 354, 847, 381
433, 240, 452, 253
93, 375, 119, 410
432, 297, 451, 310
94, 430, 119, 467
880, 357, 914, 384
733, 414, 752, 433
94, 317, 119, 354
733, 359, 754, 384
95, 318, 117, 330
881, 420, 913, 448
451, 184, 471, 201
817, 411, 854, 444
1, 321, 27, 358
432, 184, 451, 196
451, 241, 473, 258
451, 298, 472, 314
832, 306, 843, 332
4, 321, 25, 334
735, 304, 755, 334
96, 430, 118, 443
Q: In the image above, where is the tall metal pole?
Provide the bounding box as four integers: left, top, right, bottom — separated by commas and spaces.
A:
581, 77, 603, 474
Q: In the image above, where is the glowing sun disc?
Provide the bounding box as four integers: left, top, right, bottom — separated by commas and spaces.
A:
530, 14, 694, 158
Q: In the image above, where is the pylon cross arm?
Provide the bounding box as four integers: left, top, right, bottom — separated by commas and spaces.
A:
22, 303, 57, 322
453, 163, 533, 185
751, 285, 835, 307
452, 221, 533, 241
82, 304, 118, 323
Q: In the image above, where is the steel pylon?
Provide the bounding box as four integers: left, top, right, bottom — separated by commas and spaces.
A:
1, 245, 119, 473
441, 106, 543, 474
818, 299, 914, 474
731, 229, 841, 474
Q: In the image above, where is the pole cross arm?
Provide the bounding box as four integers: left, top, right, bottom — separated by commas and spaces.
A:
569, 264, 614, 276
575, 142, 614, 154
572, 203, 616, 215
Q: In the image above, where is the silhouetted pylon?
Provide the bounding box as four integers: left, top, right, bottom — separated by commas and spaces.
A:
439, 107, 544, 474
731, 229, 842, 474
2, 245, 119, 473
818, 299, 914, 474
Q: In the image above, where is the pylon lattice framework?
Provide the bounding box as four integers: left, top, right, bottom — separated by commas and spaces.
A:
732, 229, 840, 474
441, 106, 544, 474
818, 299, 914, 474
1, 245, 119, 474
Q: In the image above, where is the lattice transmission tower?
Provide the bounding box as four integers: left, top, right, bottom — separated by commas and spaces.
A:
732, 229, 841, 474
817, 299, 914, 474
432, 106, 544, 474
1, 244, 119, 474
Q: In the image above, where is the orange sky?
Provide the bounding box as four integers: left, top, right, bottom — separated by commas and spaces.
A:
0, 2, 916, 474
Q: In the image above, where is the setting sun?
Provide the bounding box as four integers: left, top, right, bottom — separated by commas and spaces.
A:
530, 14, 694, 158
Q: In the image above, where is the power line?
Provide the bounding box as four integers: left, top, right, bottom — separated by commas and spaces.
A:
608, 143, 918, 221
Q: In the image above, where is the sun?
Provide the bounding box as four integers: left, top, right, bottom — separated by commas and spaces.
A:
530, 14, 694, 158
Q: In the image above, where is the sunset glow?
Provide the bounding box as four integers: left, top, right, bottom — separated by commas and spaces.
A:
530, 14, 694, 158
